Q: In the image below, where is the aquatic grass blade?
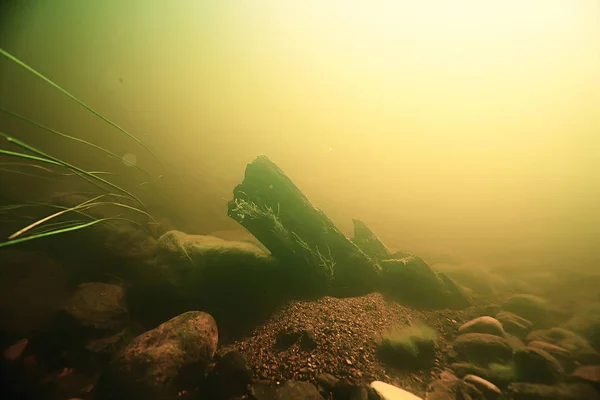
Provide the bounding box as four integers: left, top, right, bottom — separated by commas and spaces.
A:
0, 107, 153, 179
0, 48, 161, 166
8, 194, 105, 239
0, 218, 114, 248
0, 131, 146, 208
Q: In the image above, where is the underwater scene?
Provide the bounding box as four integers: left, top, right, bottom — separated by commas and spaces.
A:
1, 1, 599, 399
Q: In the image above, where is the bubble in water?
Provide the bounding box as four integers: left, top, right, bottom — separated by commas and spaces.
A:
122, 153, 137, 167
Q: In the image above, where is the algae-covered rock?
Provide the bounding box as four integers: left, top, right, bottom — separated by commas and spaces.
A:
63, 282, 129, 334
571, 365, 600, 385
156, 230, 278, 295
377, 323, 437, 369
496, 311, 533, 338
463, 375, 502, 400
527, 328, 600, 365
503, 294, 554, 327
158, 230, 271, 267
453, 333, 514, 365
450, 362, 516, 388
563, 303, 600, 351
528, 341, 575, 372
514, 347, 564, 384
508, 382, 600, 400
155, 230, 290, 334
425, 377, 485, 400
458, 317, 505, 337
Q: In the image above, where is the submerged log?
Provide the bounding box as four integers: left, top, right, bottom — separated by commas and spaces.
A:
227, 156, 381, 296
227, 156, 470, 308
379, 256, 471, 309
351, 219, 392, 263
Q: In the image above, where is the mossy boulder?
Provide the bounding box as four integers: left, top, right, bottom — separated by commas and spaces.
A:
514, 347, 564, 384
528, 341, 575, 372
503, 295, 554, 327
156, 230, 280, 296
563, 303, 600, 351
496, 311, 533, 338
377, 323, 437, 369
458, 317, 505, 337
453, 333, 514, 365
508, 382, 600, 400
450, 362, 516, 388
527, 328, 600, 365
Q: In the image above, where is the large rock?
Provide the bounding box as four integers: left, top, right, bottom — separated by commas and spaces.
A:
426, 378, 485, 400
528, 341, 575, 372
503, 295, 554, 327
63, 282, 129, 334
572, 365, 600, 386
94, 311, 218, 400
453, 333, 514, 365
0, 250, 69, 335
32, 282, 134, 368
154, 230, 290, 333
463, 375, 502, 400
379, 257, 470, 309
508, 382, 600, 400
458, 317, 505, 337
450, 362, 516, 388
527, 328, 600, 365
564, 303, 600, 351
158, 230, 272, 270
514, 347, 564, 384
496, 311, 533, 338
156, 230, 278, 296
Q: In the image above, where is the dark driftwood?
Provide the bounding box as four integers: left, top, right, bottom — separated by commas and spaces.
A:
227, 156, 470, 307
351, 219, 392, 263
227, 156, 381, 296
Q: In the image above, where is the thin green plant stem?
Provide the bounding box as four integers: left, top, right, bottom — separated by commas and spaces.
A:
0, 218, 114, 248
0, 107, 153, 179
0, 168, 67, 182
8, 194, 104, 239
0, 132, 146, 209
0, 162, 54, 172
0, 48, 161, 167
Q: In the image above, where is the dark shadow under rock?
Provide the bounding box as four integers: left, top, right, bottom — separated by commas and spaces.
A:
250, 380, 325, 400
515, 347, 564, 384
508, 382, 600, 400
206, 351, 253, 400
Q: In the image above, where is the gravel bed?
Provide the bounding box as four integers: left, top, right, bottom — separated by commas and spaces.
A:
217, 293, 474, 396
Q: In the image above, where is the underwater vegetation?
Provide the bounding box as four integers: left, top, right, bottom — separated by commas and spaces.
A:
0, 48, 163, 248
377, 322, 438, 370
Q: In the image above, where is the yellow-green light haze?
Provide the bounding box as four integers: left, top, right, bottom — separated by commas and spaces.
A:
1, 0, 599, 266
